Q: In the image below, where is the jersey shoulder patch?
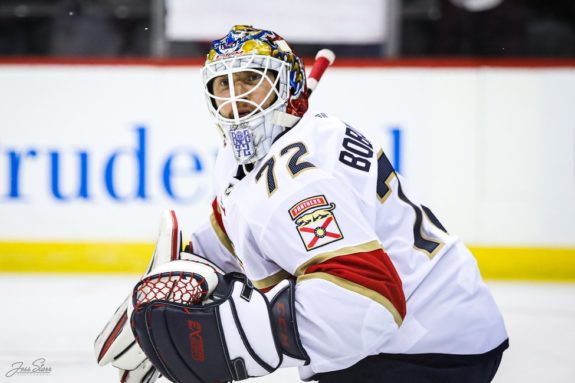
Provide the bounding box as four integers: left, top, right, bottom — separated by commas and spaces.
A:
288, 195, 343, 251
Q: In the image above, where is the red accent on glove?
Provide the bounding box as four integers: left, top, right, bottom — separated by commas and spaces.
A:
97, 310, 128, 363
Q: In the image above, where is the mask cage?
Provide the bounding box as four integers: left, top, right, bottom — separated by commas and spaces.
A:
202, 55, 291, 126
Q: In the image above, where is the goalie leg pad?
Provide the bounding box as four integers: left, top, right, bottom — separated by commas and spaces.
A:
131, 273, 281, 383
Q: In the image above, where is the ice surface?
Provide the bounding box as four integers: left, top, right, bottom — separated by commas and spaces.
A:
0, 275, 573, 382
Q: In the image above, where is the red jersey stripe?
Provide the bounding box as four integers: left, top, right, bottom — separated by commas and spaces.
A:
302, 248, 406, 320
211, 198, 228, 236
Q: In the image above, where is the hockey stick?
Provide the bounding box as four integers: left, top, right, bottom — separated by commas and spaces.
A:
307, 49, 336, 95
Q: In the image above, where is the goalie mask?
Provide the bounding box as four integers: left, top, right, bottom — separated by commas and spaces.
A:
202, 25, 308, 165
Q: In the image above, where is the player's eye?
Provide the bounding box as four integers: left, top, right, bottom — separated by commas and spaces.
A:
245, 73, 262, 83
212, 76, 229, 92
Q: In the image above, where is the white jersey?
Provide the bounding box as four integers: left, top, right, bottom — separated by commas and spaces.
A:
190, 111, 508, 376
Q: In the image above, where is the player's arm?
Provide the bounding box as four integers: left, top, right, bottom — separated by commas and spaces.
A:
185, 198, 244, 273
127, 218, 405, 381
288, 244, 405, 375
256, 174, 407, 375
129, 257, 308, 383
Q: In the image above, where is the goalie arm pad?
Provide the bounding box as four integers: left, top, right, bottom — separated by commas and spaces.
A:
131, 269, 309, 383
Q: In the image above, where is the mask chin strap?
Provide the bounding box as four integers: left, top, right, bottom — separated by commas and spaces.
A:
272, 110, 300, 128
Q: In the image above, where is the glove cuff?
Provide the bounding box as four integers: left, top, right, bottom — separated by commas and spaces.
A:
267, 279, 310, 367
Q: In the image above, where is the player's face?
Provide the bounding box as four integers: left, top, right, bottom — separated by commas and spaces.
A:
211, 70, 277, 119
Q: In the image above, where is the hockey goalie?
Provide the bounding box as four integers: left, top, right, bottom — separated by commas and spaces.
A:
94, 25, 508, 383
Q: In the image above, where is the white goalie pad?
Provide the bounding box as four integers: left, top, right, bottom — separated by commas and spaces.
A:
94, 210, 185, 383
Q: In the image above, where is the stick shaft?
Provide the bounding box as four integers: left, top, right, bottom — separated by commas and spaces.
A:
307, 49, 336, 94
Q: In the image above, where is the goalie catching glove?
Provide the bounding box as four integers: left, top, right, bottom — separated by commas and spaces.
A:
131, 260, 309, 383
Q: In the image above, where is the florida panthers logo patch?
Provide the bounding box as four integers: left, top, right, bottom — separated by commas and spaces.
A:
289, 195, 343, 251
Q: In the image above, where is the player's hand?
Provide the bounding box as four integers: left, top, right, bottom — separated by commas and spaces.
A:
129, 260, 307, 383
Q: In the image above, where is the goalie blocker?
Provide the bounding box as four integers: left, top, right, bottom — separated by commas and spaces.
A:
131, 261, 309, 383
